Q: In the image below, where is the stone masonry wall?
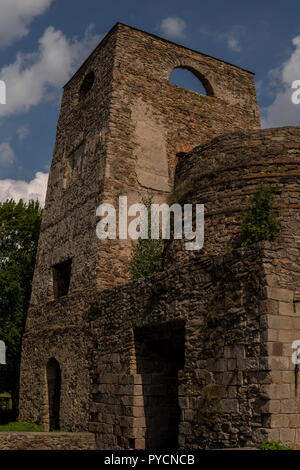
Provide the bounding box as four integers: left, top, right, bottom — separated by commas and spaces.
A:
166, 126, 300, 265
29, 22, 260, 300
259, 242, 300, 445
21, 24, 300, 451
19, 240, 300, 449
0, 432, 95, 450
100, 23, 260, 287
19, 24, 261, 435
88, 243, 273, 449
18, 291, 93, 431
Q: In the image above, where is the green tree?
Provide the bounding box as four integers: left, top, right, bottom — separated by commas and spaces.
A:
0, 199, 42, 413
238, 183, 281, 247
129, 194, 164, 280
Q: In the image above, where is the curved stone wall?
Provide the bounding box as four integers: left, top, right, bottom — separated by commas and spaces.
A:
165, 126, 300, 265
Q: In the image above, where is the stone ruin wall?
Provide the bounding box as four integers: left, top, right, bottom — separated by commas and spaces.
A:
166, 126, 300, 264
30, 22, 260, 302
19, 23, 261, 441
19, 24, 300, 450
19, 238, 300, 449
102, 24, 260, 287
86, 126, 300, 449
88, 242, 297, 449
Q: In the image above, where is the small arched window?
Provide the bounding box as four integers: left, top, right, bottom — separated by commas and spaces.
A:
169, 66, 213, 96
79, 71, 95, 100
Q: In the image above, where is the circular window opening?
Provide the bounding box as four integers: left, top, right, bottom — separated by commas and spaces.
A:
79, 71, 95, 100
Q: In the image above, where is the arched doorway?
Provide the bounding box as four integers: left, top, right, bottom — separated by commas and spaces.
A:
46, 358, 61, 430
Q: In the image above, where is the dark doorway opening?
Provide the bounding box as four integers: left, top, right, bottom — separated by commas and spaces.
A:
47, 358, 61, 431
52, 259, 72, 298
134, 320, 185, 449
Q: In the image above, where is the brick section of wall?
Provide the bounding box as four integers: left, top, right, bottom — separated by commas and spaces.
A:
0, 432, 95, 450
257, 243, 300, 445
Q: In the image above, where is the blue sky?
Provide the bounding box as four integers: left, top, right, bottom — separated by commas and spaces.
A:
0, 0, 300, 204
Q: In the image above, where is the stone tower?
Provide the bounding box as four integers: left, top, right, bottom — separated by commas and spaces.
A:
19, 23, 261, 444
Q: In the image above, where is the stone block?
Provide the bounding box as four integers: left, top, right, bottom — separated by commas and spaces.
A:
134, 439, 145, 450
184, 409, 195, 422
280, 399, 297, 414
289, 414, 300, 428
270, 413, 289, 428
278, 330, 298, 342
261, 383, 291, 399
221, 399, 239, 413
279, 302, 294, 316
259, 399, 280, 414
132, 407, 145, 418
260, 299, 279, 315
267, 356, 290, 371
280, 428, 295, 443
261, 329, 278, 342
178, 397, 189, 409
266, 287, 294, 303
227, 359, 237, 371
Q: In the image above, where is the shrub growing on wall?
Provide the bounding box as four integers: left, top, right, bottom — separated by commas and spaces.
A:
129, 194, 164, 280
238, 183, 281, 247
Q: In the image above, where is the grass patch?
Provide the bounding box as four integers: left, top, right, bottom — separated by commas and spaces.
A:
0, 421, 44, 432
257, 440, 293, 450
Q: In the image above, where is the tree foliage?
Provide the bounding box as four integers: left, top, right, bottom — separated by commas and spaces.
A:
238, 184, 281, 247
0, 199, 42, 411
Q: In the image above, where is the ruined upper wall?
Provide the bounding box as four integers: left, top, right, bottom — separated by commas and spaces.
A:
96, 24, 261, 287
166, 126, 300, 265
29, 28, 118, 304
106, 23, 260, 196
30, 23, 261, 302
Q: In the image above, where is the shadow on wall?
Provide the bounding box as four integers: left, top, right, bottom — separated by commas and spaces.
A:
46, 358, 61, 431
134, 320, 185, 449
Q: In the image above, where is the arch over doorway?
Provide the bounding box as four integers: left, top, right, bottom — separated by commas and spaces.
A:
46, 358, 61, 431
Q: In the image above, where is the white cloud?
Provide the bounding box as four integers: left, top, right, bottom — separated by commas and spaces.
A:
0, 24, 102, 118
0, 171, 48, 205
0, 0, 53, 47
227, 36, 241, 52
0, 142, 15, 167
17, 124, 30, 141
158, 17, 187, 40
199, 25, 246, 53
262, 36, 300, 128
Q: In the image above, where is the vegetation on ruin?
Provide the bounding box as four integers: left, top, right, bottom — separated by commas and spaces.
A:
0, 199, 42, 416
257, 440, 292, 450
237, 183, 281, 247
0, 421, 44, 432
129, 194, 164, 280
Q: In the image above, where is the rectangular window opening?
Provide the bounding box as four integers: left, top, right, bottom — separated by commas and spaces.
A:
52, 259, 72, 299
